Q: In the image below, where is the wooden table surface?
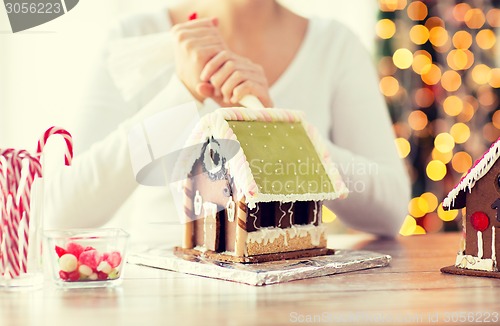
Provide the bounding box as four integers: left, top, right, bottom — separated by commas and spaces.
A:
1, 232, 499, 326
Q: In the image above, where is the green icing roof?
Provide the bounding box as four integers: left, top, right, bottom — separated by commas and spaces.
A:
229, 121, 335, 196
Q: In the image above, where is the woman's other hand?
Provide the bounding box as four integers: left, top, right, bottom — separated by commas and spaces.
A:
199, 50, 273, 107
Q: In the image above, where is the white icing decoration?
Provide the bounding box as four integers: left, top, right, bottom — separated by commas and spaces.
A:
246, 224, 325, 248
194, 190, 202, 216
478, 230, 483, 259
312, 202, 319, 224
288, 202, 294, 226
492, 226, 496, 263
443, 140, 500, 209
455, 253, 495, 271
226, 199, 235, 222
246, 227, 287, 246
180, 107, 349, 210
203, 202, 217, 219
203, 202, 217, 247
277, 203, 287, 227
193, 246, 207, 253
250, 204, 260, 230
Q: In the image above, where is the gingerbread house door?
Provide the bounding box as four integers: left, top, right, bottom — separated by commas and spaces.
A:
203, 202, 218, 251
495, 227, 500, 270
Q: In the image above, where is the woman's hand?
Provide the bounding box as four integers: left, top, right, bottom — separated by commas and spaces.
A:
171, 17, 226, 102
199, 50, 273, 107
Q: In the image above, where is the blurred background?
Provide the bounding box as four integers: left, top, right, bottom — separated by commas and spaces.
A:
1, 0, 499, 236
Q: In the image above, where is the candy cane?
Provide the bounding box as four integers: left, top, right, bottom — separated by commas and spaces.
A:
0, 152, 19, 277
0, 127, 73, 279
19, 154, 41, 273
36, 126, 73, 167
4, 151, 25, 278
0, 156, 8, 276
9, 151, 40, 273
0, 149, 42, 277
4, 194, 20, 278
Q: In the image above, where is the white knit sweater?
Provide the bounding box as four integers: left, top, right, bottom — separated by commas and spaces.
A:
44, 8, 410, 242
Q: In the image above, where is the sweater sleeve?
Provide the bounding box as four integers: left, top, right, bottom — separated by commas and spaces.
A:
45, 74, 196, 229
44, 16, 196, 228
324, 30, 411, 237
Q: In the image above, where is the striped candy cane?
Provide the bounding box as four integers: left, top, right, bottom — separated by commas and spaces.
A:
0, 151, 26, 278
0, 156, 8, 276
36, 126, 73, 167
4, 194, 20, 278
9, 151, 42, 273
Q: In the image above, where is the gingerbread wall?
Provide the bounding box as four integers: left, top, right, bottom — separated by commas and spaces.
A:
465, 158, 500, 266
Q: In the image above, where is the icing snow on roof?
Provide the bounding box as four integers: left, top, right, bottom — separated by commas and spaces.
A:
443, 137, 500, 210
182, 107, 349, 209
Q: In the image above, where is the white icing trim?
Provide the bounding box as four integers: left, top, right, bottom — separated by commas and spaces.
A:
246, 227, 288, 246
312, 201, 319, 224
203, 202, 217, 219
455, 254, 495, 271
478, 230, 484, 259
226, 198, 235, 222
250, 204, 260, 230
193, 246, 207, 253
443, 138, 500, 209
246, 224, 326, 247
492, 226, 496, 263
277, 203, 286, 228
203, 202, 217, 247
194, 190, 202, 216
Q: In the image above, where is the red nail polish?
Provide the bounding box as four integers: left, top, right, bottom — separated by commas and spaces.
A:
189, 12, 198, 21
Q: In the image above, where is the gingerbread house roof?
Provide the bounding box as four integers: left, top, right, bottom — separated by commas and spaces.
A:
443, 137, 500, 210
181, 107, 348, 209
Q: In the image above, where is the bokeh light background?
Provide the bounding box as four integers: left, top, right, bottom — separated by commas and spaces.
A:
376, 0, 500, 235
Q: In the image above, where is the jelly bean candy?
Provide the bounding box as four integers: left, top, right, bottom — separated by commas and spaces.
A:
78, 264, 93, 276
106, 251, 122, 268
59, 254, 78, 272
88, 273, 98, 281
59, 270, 69, 280
66, 242, 84, 258
97, 261, 112, 274
78, 250, 101, 270
55, 245, 67, 258
67, 270, 80, 282
97, 272, 108, 281
108, 269, 120, 280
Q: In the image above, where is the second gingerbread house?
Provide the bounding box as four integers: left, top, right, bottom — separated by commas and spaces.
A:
442, 137, 500, 277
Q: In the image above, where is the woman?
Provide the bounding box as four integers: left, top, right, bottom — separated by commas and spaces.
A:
45, 0, 410, 241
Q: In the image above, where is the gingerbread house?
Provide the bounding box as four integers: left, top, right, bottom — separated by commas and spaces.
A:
442, 137, 500, 277
175, 107, 348, 263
